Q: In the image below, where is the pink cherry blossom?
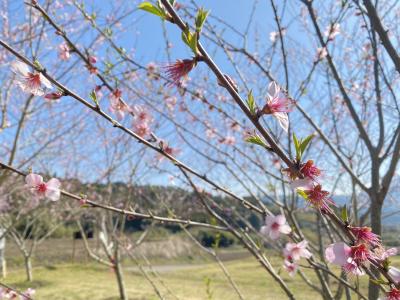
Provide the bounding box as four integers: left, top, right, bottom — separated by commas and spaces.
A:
324, 23, 340, 40
325, 242, 351, 266
388, 267, 400, 283
317, 47, 328, 60
4, 289, 18, 299
109, 89, 132, 121
25, 173, 61, 201
283, 260, 298, 277
165, 96, 177, 110
147, 62, 159, 80
133, 121, 151, 138
163, 58, 197, 86
206, 128, 217, 139
380, 247, 398, 260
300, 160, 321, 180
261, 82, 295, 132
290, 178, 314, 190
342, 260, 365, 276
269, 29, 286, 43
284, 240, 312, 261
272, 158, 281, 169
58, 42, 71, 61
350, 226, 381, 246
11, 61, 52, 96
325, 242, 365, 276
163, 145, 180, 157
303, 184, 335, 212
219, 135, 235, 145
383, 288, 400, 300
260, 214, 291, 240
21, 288, 35, 299
133, 105, 153, 124
350, 243, 373, 265
157, 144, 180, 161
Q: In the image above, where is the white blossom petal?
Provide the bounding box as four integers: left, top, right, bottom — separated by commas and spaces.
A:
25, 173, 43, 187
273, 112, 289, 132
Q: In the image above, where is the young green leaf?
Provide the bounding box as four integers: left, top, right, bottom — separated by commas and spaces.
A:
245, 133, 267, 148
299, 134, 314, 156
247, 90, 256, 115
195, 8, 210, 33
293, 133, 301, 161
89, 90, 99, 107
138, 2, 166, 19
181, 27, 198, 54
297, 189, 308, 200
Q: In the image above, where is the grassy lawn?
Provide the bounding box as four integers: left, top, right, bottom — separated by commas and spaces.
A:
2, 238, 398, 299
2, 255, 386, 300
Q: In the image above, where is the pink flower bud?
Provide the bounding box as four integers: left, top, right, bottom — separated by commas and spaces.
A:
44, 91, 63, 100
89, 55, 97, 64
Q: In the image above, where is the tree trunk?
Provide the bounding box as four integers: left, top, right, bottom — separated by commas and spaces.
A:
24, 255, 33, 282
114, 246, 128, 300
368, 197, 383, 300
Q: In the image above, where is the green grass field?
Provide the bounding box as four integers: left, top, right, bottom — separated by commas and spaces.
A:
2, 256, 384, 299
1, 238, 397, 299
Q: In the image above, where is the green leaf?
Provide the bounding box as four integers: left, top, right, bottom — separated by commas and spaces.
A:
293, 133, 301, 161
340, 205, 348, 222
195, 7, 210, 33
293, 133, 314, 162
245, 133, 267, 148
89, 90, 99, 106
138, 2, 166, 19
299, 134, 314, 156
181, 27, 198, 54
247, 90, 256, 115
297, 189, 308, 200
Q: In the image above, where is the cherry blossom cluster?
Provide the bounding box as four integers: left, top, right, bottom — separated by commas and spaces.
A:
108, 89, 132, 121
10, 58, 156, 142
0, 287, 35, 300
283, 240, 312, 276
325, 233, 400, 279
260, 214, 311, 277
285, 154, 334, 212
254, 80, 400, 286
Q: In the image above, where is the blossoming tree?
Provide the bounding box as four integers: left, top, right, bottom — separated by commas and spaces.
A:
0, 0, 399, 299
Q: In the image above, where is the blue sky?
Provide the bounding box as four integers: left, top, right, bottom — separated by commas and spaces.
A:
119, 0, 276, 68
1, 0, 399, 215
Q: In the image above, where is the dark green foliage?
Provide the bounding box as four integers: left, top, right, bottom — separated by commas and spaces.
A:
197, 230, 235, 248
